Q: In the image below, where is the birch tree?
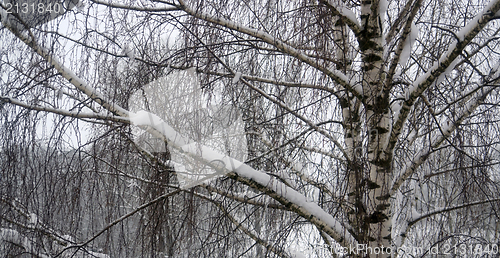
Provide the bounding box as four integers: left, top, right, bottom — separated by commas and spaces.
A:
1, 0, 500, 257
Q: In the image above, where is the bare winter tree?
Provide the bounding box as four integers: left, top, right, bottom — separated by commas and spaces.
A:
1, 0, 500, 257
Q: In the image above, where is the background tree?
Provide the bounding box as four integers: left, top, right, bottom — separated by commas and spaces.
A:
1, 0, 500, 257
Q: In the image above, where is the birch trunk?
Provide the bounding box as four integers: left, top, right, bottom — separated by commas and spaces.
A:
355, 0, 393, 256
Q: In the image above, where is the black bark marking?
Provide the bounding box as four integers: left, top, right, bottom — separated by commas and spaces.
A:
376, 203, 390, 211
376, 194, 391, 200
368, 211, 388, 223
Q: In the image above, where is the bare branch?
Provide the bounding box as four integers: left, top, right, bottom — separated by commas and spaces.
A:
391, 85, 497, 194
176, 0, 363, 100
90, 0, 180, 12
59, 189, 182, 256
193, 191, 293, 258
0, 96, 130, 123
1, 17, 129, 117
389, 0, 500, 153
409, 198, 500, 226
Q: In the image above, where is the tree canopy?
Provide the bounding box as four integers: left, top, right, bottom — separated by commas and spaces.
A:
1, 0, 500, 257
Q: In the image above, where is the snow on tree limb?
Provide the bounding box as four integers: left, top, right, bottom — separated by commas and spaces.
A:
232, 71, 242, 84
130, 109, 357, 247
390, 0, 500, 152
0, 198, 109, 257
0, 96, 130, 123
405, 0, 500, 102
322, 0, 361, 36
1, 18, 129, 118
176, 0, 363, 99
384, 0, 422, 95
385, 0, 419, 42
3, 14, 358, 249
391, 85, 497, 195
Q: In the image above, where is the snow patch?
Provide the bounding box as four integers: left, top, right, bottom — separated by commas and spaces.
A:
62, 234, 75, 243
293, 162, 303, 172
491, 59, 500, 79
122, 43, 135, 60
232, 72, 242, 84
326, 0, 359, 27
129, 68, 248, 189
411, 207, 421, 220
129, 110, 190, 147
29, 213, 38, 225
391, 100, 402, 119
290, 250, 307, 258
399, 22, 418, 66
379, 0, 388, 24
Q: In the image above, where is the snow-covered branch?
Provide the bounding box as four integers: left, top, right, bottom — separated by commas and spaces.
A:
0, 96, 130, 123
1, 17, 129, 118
0, 197, 76, 248
391, 85, 497, 194
0, 198, 109, 258
390, 0, 500, 151
4, 14, 358, 249
321, 0, 361, 36
130, 110, 357, 247
384, 0, 423, 94
176, 0, 363, 99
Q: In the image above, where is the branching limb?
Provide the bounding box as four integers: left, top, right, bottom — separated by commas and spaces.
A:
176, 0, 363, 100
3, 6, 358, 249
320, 0, 361, 36
1, 18, 129, 117
389, 0, 500, 153
391, 84, 498, 195
385, 0, 417, 42
404, 197, 500, 238
193, 191, 292, 258
0, 96, 130, 123
383, 0, 423, 97
200, 69, 341, 95
0, 198, 107, 257
174, 18, 351, 161
57, 189, 182, 256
